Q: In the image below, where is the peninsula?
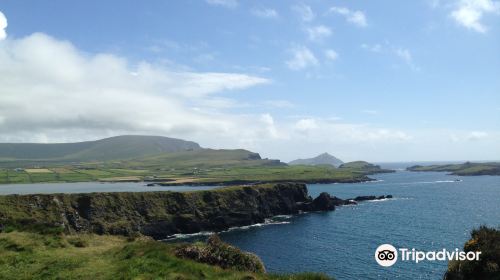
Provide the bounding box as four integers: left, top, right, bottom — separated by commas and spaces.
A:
407, 162, 500, 176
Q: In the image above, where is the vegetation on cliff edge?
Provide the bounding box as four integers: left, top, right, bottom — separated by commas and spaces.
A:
444, 226, 500, 280
0, 229, 332, 280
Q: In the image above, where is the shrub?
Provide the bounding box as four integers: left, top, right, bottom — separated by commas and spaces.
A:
444, 225, 500, 280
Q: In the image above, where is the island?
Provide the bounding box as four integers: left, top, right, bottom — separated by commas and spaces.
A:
407, 162, 500, 176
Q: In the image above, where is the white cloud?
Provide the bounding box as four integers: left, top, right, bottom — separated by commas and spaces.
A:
2, 33, 496, 162
295, 118, 319, 132
0, 33, 271, 143
291, 118, 412, 142
251, 8, 279, 19
206, 0, 238, 8
306, 25, 332, 41
467, 131, 488, 140
450, 0, 500, 33
292, 4, 315, 22
449, 131, 489, 142
264, 100, 295, 108
0, 11, 7, 40
324, 49, 338, 61
395, 48, 412, 63
329, 7, 367, 27
361, 43, 382, 52
395, 48, 420, 71
260, 114, 281, 139
193, 53, 216, 64
286, 46, 318, 70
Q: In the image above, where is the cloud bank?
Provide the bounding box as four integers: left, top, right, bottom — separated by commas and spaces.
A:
0, 11, 7, 40
0, 33, 496, 162
0, 33, 271, 144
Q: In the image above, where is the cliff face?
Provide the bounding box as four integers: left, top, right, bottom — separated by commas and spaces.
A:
0, 184, 311, 239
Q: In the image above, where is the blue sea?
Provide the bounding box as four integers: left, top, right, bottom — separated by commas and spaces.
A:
218, 170, 500, 279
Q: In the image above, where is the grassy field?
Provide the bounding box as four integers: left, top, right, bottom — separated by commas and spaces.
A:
0, 147, 392, 185
0, 230, 331, 280
0, 164, 380, 185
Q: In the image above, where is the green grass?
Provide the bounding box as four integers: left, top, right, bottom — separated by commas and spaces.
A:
0, 231, 332, 280
0, 164, 380, 185
408, 162, 500, 176
0, 169, 8, 184
5, 170, 31, 184
0, 148, 391, 185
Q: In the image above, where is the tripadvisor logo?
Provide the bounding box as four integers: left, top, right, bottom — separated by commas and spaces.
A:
375, 244, 398, 267
375, 244, 481, 267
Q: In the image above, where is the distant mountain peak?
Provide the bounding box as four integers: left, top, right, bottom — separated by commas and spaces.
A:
289, 153, 344, 167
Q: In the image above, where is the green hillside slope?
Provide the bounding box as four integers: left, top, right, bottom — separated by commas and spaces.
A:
0, 135, 200, 163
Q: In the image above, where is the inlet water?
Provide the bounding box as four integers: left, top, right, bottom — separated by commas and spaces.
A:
220, 171, 500, 279
0, 181, 217, 195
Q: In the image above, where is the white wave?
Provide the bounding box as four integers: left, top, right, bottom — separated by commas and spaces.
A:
164, 215, 292, 240
365, 197, 412, 203
273, 215, 293, 219
367, 198, 390, 202
435, 180, 460, 183
165, 231, 215, 240
227, 220, 291, 232
395, 180, 461, 185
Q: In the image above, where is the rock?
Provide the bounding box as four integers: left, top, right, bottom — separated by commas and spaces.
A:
310, 192, 336, 211
352, 195, 393, 201
175, 234, 266, 273
353, 195, 377, 201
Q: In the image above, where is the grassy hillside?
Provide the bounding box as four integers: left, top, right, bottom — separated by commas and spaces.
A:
0, 230, 331, 280
0, 135, 201, 164
407, 162, 500, 176
114, 148, 283, 169
0, 137, 392, 185
338, 161, 394, 175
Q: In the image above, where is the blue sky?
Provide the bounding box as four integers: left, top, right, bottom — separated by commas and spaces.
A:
0, 0, 499, 162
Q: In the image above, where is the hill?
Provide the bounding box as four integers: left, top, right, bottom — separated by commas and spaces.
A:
121, 148, 282, 169
289, 153, 344, 167
338, 161, 394, 175
407, 162, 500, 176
0, 135, 201, 164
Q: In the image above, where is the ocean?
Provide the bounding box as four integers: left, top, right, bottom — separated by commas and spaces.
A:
219, 170, 500, 279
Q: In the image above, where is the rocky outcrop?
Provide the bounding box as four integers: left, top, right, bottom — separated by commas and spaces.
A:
353, 195, 393, 201
175, 234, 266, 273
0, 183, 392, 239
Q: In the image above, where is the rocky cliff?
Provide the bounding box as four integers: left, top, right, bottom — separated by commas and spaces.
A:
0, 183, 390, 239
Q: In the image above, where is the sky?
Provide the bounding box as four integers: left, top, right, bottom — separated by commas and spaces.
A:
0, 0, 499, 162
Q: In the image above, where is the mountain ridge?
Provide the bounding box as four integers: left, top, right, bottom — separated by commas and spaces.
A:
0, 135, 201, 162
